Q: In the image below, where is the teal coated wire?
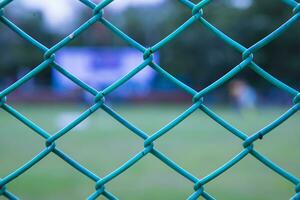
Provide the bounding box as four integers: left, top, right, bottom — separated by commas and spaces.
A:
0, 0, 299, 199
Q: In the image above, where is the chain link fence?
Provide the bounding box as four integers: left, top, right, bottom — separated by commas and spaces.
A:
0, 0, 300, 199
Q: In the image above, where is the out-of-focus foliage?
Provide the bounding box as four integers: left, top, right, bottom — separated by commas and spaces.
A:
120, 0, 300, 90
0, 0, 299, 90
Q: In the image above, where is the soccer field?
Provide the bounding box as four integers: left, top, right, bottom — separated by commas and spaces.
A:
0, 103, 299, 200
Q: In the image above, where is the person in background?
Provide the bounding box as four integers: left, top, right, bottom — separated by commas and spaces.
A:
229, 79, 257, 111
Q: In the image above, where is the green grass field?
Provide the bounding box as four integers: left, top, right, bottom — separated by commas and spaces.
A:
0, 103, 299, 200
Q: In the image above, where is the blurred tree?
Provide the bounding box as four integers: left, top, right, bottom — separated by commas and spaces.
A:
0, 0, 299, 91
120, 0, 300, 90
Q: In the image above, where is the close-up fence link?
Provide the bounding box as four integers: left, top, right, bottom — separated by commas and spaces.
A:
0, 0, 300, 199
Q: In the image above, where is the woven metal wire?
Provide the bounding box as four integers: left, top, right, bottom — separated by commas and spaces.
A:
0, 0, 300, 199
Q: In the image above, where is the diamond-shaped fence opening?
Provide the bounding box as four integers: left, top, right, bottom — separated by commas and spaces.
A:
0, 0, 300, 199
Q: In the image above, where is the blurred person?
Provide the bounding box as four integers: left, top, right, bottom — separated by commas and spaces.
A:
229, 79, 257, 111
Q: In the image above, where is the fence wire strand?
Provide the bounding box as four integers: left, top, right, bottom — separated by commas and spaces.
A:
0, 0, 300, 199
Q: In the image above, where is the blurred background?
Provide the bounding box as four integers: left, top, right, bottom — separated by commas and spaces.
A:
0, 0, 299, 199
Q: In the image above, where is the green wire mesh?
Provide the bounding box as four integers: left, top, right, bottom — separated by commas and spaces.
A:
0, 0, 300, 199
